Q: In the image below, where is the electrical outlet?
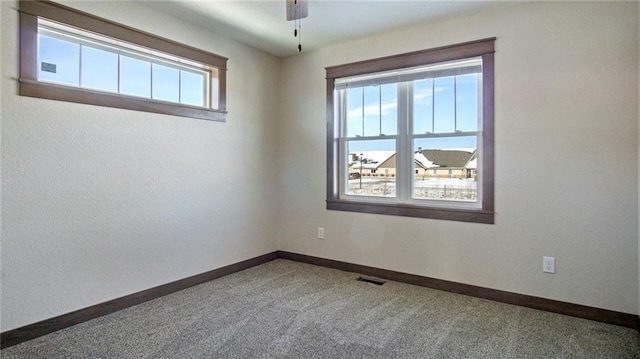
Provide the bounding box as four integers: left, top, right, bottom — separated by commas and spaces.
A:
543, 256, 555, 274
317, 227, 324, 239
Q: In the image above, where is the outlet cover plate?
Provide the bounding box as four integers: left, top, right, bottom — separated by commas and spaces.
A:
543, 256, 555, 274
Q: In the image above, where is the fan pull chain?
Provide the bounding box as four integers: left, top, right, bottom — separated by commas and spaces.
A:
297, 21, 302, 52
295, 0, 301, 52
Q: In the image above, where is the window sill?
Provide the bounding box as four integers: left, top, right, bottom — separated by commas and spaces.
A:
19, 80, 227, 122
326, 199, 495, 224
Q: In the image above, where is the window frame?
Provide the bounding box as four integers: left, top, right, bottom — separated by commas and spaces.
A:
325, 38, 495, 224
19, 0, 227, 122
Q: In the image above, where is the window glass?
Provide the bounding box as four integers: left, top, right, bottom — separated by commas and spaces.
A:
152, 63, 180, 103
433, 76, 455, 133
120, 55, 151, 98
455, 74, 479, 132
37, 22, 214, 108
346, 84, 398, 138
362, 86, 380, 137
413, 79, 433, 134
346, 139, 396, 197
80, 46, 118, 92
380, 83, 398, 136
346, 87, 363, 137
180, 70, 205, 107
413, 136, 477, 201
38, 34, 79, 86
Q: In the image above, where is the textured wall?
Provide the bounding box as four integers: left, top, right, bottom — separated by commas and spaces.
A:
1, 0, 280, 331
277, 1, 639, 314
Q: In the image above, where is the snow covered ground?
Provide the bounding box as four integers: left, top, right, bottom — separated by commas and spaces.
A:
347, 178, 476, 200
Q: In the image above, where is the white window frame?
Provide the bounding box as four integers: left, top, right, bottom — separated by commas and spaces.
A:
38, 20, 212, 107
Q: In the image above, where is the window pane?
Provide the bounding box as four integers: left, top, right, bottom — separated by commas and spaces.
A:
120, 55, 151, 98
80, 46, 118, 92
346, 87, 363, 137
362, 86, 379, 136
456, 74, 479, 132
346, 139, 396, 198
433, 76, 455, 133
380, 83, 397, 136
38, 34, 79, 86
180, 70, 205, 107
413, 79, 433, 134
152, 63, 179, 103
345, 85, 397, 137
413, 136, 477, 201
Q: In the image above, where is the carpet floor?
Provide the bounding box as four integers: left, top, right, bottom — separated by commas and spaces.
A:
2, 259, 639, 358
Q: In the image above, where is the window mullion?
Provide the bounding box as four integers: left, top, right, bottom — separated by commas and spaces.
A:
338, 89, 348, 197
396, 82, 411, 202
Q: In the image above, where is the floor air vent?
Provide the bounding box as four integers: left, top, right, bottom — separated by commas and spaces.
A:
357, 276, 386, 286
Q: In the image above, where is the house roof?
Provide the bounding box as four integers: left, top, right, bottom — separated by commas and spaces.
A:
349, 149, 476, 170
418, 149, 476, 169
415, 152, 440, 169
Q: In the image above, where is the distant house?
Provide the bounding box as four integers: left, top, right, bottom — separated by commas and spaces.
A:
348, 151, 395, 177
348, 149, 476, 179
417, 149, 477, 179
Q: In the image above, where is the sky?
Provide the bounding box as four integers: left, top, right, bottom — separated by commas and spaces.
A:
38, 33, 206, 107
345, 72, 480, 152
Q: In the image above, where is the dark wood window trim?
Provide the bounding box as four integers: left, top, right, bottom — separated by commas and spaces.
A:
325, 38, 495, 224
18, 0, 228, 122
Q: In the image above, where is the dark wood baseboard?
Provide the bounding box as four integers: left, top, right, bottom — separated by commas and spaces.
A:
277, 251, 639, 330
2, 250, 637, 349
0, 251, 278, 349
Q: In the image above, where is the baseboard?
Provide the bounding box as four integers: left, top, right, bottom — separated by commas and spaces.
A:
277, 251, 639, 330
0, 251, 279, 349
3, 250, 637, 349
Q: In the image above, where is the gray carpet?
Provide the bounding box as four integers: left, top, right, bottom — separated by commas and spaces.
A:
2, 259, 639, 358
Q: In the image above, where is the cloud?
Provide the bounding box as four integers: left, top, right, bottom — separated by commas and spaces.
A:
347, 100, 397, 119
347, 84, 452, 118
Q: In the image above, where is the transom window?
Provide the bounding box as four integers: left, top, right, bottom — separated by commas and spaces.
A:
326, 39, 495, 223
19, 0, 227, 121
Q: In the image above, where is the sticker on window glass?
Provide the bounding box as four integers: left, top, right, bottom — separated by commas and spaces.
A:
41, 62, 57, 73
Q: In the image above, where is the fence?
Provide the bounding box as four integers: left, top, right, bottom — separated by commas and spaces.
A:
347, 179, 477, 201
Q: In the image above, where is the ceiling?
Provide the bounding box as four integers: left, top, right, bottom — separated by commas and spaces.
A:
144, 0, 512, 58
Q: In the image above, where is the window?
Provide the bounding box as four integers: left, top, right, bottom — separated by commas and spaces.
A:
19, 0, 227, 121
326, 38, 495, 223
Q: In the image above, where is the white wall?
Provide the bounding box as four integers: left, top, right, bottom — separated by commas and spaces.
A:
0, 0, 280, 331
278, 1, 640, 314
